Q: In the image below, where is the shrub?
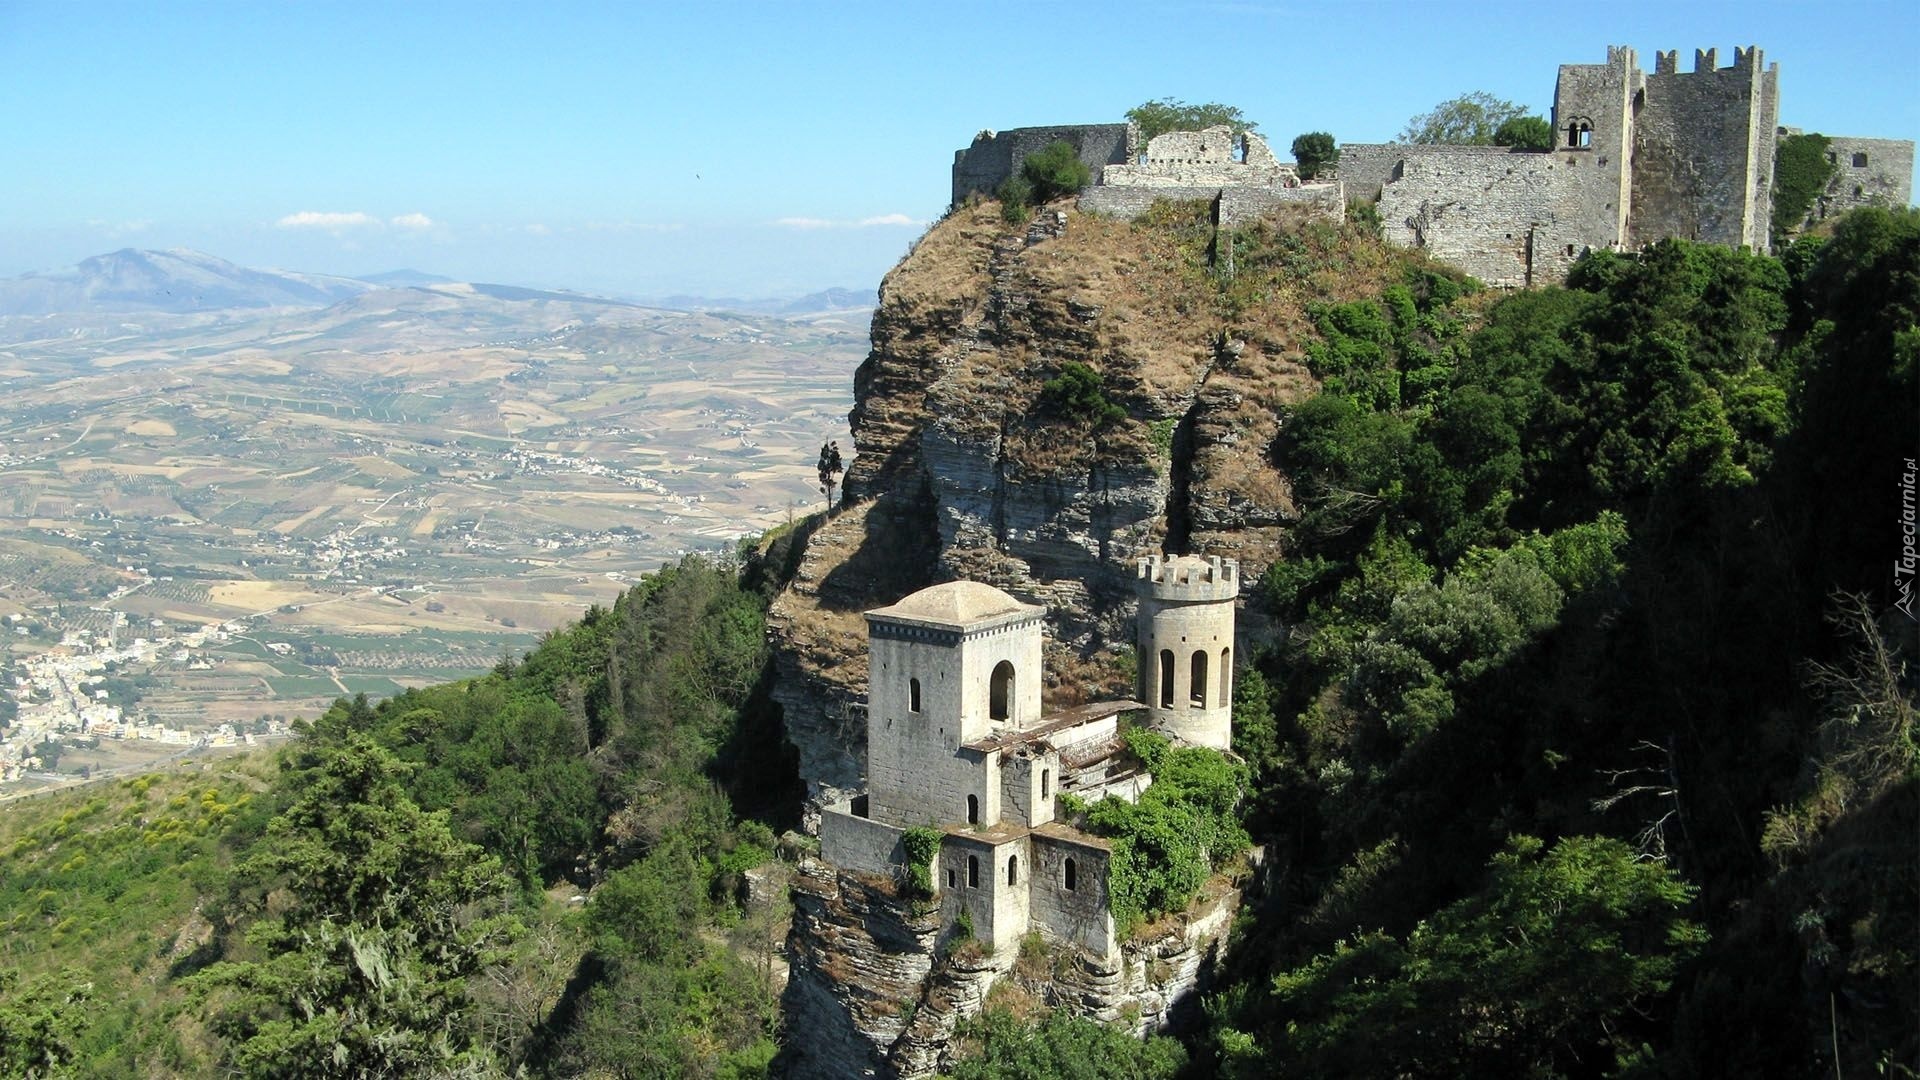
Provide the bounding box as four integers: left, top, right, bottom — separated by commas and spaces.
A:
1038, 362, 1127, 426
1492, 116, 1553, 151
1020, 141, 1091, 203
1290, 132, 1338, 179
997, 176, 1033, 225
901, 826, 942, 899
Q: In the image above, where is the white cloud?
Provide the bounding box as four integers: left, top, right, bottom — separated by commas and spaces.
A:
524, 223, 551, 236
775, 213, 922, 229
390, 212, 435, 230
582, 220, 684, 233
276, 210, 380, 230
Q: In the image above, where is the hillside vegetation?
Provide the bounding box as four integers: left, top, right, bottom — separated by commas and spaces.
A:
2, 203, 1913, 1079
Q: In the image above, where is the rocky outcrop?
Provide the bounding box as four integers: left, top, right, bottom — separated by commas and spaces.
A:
781, 857, 1242, 1080
770, 199, 1419, 1068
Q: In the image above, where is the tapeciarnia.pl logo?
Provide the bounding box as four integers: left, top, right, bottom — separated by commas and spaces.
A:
1898, 457, 1917, 620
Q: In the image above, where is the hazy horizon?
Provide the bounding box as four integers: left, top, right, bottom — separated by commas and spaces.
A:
4, 0, 1915, 297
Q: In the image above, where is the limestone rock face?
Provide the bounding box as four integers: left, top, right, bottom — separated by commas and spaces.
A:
780, 858, 1242, 1080
767, 202, 1338, 826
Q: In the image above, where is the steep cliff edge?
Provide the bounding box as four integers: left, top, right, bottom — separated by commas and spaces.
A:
769, 199, 1420, 817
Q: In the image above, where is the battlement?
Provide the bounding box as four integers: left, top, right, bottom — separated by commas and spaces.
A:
1650, 44, 1768, 76
1135, 554, 1239, 601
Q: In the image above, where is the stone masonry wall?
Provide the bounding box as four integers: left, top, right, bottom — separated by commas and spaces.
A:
1630, 49, 1777, 249
821, 803, 906, 879
1029, 830, 1115, 956
1372, 146, 1616, 287
952, 125, 1133, 206
1079, 182, 1341, 227
1816, 137, 1916, 221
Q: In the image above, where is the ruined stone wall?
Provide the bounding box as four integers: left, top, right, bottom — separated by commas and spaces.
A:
821, 803, 907, 879
1078, 182, 1341, 227
952, 125, 1133, 206
1630, 48, 1778, 249
1029, 831, 1115, 956
1337, 143, 1406, 202
1816, 137, 1916, 222
1371, 146, 1616, 287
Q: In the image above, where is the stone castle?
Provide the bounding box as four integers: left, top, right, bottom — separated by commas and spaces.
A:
818, 554, 1238, 957
951, 44, 1914, 287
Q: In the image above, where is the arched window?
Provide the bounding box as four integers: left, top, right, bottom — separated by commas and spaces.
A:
1064, 857, 1077, 891
1040, 769, 1051, 798
968, 855, 979, 888
1007, 855, 1018, 885
967, 794, 979, 825
1158, 649, 1175, 709
990, 661, 1015, 721
1190, 651, 1209, 707
909, 677, 921, 713
1220, 647, 1232, 707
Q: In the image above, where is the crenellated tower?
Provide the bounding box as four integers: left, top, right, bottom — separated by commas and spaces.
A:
1135, 554, 1239, 750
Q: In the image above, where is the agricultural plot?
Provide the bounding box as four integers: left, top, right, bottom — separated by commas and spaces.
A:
0, 288, 864, 742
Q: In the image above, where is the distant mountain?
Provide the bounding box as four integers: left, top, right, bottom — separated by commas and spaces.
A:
357, 268, 456, 287
0, 248, 377, 316
779, 287, 873, 314
649, 287, 873, 316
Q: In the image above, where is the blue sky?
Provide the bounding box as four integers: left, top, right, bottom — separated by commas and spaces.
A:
2, 0, 1914, 298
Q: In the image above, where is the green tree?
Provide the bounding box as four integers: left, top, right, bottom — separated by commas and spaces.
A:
1400, 91, 1532, 145
194, 733, 518, 1078
1266, 836, 1706, 1077
1290, 131, 1337, 179
0, 969, 91, 1079
1126, 98, 1256, 142
1492, 115, 1553, 151
949, 1008, 1187, 1079
1020, 140, 1092, 203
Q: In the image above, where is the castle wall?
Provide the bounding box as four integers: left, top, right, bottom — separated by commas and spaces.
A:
1337, 143, 1406, 202
1550, 46, 1638, 245
939, 832, 1031, 949
1630, 48, 1778, 249
1029, 829, 1116, 957
1079, 183, 1341, 227
999, 750, 1058, 830
1137, 555, 1239, 749
820, 801, 906, 879
1815, 137, 1916, 221
1371, 146, 1620, 287
952, 124, 1133, 207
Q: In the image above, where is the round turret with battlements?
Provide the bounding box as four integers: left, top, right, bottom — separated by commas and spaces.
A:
1134, 554, 1238, 750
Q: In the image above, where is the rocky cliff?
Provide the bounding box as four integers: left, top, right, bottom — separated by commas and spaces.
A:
767, 198, 1431, 1071
780, 858, 1242, 1079
768, 199, 1416, 819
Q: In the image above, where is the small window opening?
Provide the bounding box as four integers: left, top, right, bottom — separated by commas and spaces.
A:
1854, 185, 1865, 198
1852, 152, 1868, 168
1007, 855, 1019, 885
1190, 650, 1209, 707
909, 678, 921, 713
1578, 125, 1592, 148
967, 794, 979, 825
1220, 647, 1231, 706
990, 660, 1015, 722
1064, 857, 1077, 891
968, 855, 979, 888
1158, 649, 1175, 709
1566, 244, 1577, 257
1040, 769, 1051, 798
1827, 151, 1838, 163
947, 868, 956, 889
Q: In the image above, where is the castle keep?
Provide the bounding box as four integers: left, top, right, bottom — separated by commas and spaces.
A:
951, 45, 1913, 287
818, 555, 1238, 956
